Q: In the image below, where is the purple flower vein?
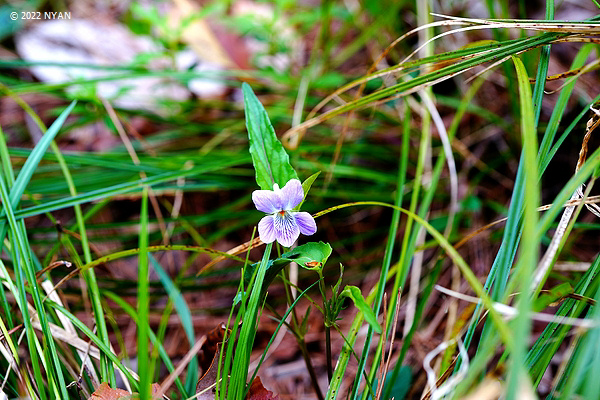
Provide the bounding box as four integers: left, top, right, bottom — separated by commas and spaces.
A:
252, 179, 317, 247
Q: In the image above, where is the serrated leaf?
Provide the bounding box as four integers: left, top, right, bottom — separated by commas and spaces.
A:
243, 83, 297, 190
340, 286, 382, 333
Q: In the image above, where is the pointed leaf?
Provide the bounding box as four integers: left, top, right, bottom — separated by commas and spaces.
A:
0, 100, 76, 240
340, 286, 382, 333
243, 83, 297, 190
10, 100, 76, 207
295, 171, 320, 210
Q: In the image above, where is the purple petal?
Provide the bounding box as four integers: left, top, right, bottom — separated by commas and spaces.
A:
252, 189, 282, 214
279, 179, 304, 210
273, 212, 300, 247
294, 212, 317, 236
258, 215, 277, 243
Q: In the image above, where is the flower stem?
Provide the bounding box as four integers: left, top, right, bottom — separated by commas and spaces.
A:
279, 270, 324, 400
317, 271, 333, 382
298, 338, 325, 400
325, 326, 333, 382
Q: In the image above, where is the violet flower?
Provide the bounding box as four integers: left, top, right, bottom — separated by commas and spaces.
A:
252, 179, 317, 247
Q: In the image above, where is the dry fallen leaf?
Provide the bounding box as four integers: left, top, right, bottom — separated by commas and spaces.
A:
246, 377, 280, 400
195, 346, 221, 400
170, 0, 235, 69
193, 323, 231, 399
199, 323, 226, 373
89, 383, 130, 400
89, 382, 161, 400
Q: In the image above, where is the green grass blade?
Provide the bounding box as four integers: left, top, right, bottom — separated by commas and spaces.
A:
5, 159, 243, 221
138, 186, 151, 399
539, 44, 594, 173
246, 280, 319, 390
0, 174, 65, 398
505, 55, 539, 400
6, 100, 76, 207
149, 254, 196, 396
102, 291, 187, 395
526, 253, 600, 385
531, 1, 554, 126
0, 101, 76, 241
44, 298, 140, 391
229, 242, 272, 399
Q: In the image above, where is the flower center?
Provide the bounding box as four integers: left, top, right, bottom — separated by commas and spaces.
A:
278, 210, 286, 216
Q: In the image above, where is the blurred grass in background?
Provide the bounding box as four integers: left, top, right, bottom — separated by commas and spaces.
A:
1, 0, 600, 399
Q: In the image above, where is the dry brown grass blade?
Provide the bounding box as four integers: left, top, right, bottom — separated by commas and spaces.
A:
375, 289, 402, 400
282, 14, 600, 150
529, 61, 599, 83
281, 18, 481, 149
196, 236, 263, 276
102, 99, 172, 253
543, 59, 600, 95
157, 334, 207, 398
431, 13, 600, 34
376, 293, 388, 400
532, 106, 600, 290
436, 285, 599, 327
35, 260, 72, 281
452, 194, 600, 252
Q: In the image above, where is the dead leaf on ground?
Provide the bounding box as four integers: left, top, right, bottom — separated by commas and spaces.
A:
89, 383, 129, 400
246, 376, 280, 400
196, 346, 221, 400
89, 382, 161, 400
199, 323, 226, 373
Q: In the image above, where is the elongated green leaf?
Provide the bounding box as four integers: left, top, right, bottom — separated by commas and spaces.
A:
102, 291, 187, 395
5, 158, 243, 221
149, 255, 197, 396
229, 243, 272, 399
138, 186, 151, 399
506, 55, 539, 400
9, 100, 76, 207
243, 83, 297, 190
340, 286, 381, 333
44, 299, 140, 391
527, 253, 600, 384
533, 283, 573, 312
295, 171, 321, 210
0, 101, 76, 243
